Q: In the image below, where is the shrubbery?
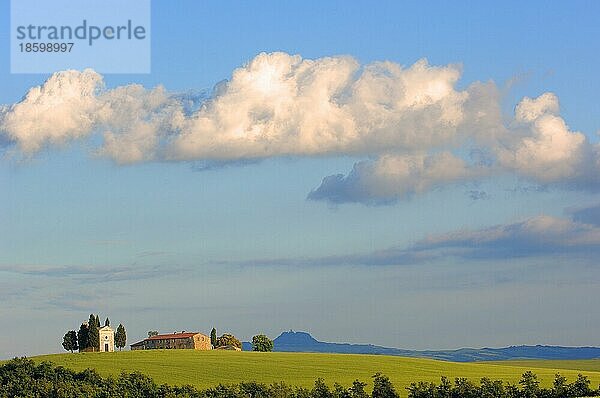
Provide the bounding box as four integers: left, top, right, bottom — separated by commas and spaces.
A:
0, 358, 599, 398
406, 371, 599, 398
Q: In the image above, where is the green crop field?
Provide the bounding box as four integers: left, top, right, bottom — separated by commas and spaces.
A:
23, 350, 600, 392
485, 359, 600, 373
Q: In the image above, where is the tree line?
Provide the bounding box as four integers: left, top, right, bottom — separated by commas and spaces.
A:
2, 358, 599, 398
61, 314, 126, 353
405, 371, 598, 397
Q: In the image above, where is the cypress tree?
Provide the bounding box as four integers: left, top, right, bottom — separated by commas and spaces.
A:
210, 328, 217, 348
105, 317, 110, 327
95, 315, 100, 328
77, 323, 89, 352
88, 314, 99, 351
115, 324, 127, 351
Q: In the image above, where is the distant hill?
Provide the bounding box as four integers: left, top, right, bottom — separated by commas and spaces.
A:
242, 331, 600, 362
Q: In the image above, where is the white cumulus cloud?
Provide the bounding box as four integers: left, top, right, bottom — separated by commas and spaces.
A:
0, 69, 103, 153
1, 52, 599, 203
167, 54, 469, 160
311, 92, 600, 204
497, 93, 591, 183
308, 152, 484, 204
0, 52, 470, 162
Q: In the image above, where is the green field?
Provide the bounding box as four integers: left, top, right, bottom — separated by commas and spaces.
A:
24, 350, 600, 391
486, 359, 600, 373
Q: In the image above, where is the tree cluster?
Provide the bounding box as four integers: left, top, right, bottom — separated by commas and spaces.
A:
215, 333, 242, 349
62, 314, 126, 353
209, 328, 242, 349
252, 334, 274, 352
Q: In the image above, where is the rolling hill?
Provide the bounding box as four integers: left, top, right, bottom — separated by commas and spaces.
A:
28, 350, 600, 391
241, 331, 600, 362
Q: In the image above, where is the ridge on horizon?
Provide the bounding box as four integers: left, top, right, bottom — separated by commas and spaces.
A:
242, 330, 600, 362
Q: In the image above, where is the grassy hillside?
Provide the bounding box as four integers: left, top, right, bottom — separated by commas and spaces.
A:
28, 350, 600, 391
486, 359, 600, 372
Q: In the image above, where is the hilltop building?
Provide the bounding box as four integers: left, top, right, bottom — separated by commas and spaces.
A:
99, 325, 114, 352
78, 322, 115, 352
130, 332, 211, 350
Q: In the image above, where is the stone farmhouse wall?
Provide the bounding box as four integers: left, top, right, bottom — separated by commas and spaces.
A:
131, 332, 211, 350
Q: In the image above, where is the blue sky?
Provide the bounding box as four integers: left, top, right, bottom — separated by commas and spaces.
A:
1, 0, 600, 358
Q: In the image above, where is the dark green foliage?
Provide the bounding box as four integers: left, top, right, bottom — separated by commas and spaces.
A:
371, 373, 399, 398
520, 371, 540, 398
268, 381, 295, 398
115, 323, 127, 350
62, 330, 78, 353
88, 314, 100, 352
311, 378, 333, 398
211, 328, 217, 348
240, 381, 271, 398
551, 373, 568, 398
215, 333, 242, 349
0, 358, 201, 397
405, 372, 600, 398
436, 376, 451, 398
95, 314, 101, 328
333, 383, 351, 398
294, 387, 312, 398
252, 334, 274, 352
453, 377, 478, 398
479, 377, 505, 398
148, 330, 159, 337
1, 359, 599, 398
77, 323, 89, 351
105, 317, 110, 327
571, 373, 593, 397
348, 380, 369, 398
204, 384, 244, 398
505, 383, 521, 398
406, 381, 437, 398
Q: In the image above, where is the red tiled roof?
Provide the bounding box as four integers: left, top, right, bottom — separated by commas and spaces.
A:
146, 332, 201, 341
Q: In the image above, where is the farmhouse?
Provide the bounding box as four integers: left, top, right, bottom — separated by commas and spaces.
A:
130, 331, 211, 350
